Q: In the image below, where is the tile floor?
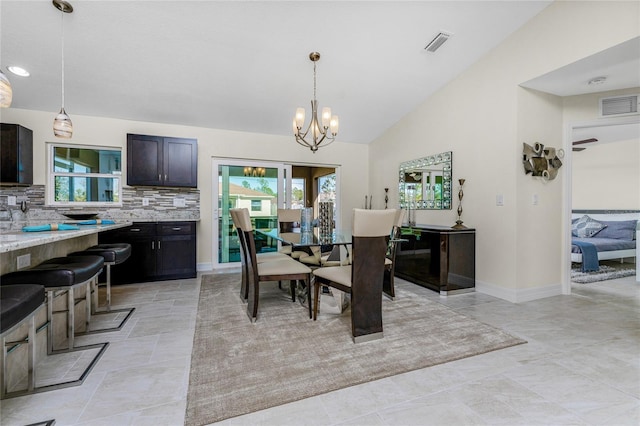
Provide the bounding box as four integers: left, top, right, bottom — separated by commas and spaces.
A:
1, 267, 638, 425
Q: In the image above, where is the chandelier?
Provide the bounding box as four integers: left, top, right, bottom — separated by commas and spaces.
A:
243, 167, 265, 177
292, 52, 339, 153
52, 0, 73, 138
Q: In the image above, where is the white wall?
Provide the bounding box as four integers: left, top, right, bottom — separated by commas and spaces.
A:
370, 1, 639, 302
563, 88, 640, 210
0, 108, 369, 270
571, 138, 639, 210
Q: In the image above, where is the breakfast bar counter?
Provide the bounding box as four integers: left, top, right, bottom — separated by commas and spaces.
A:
0, 221, 132, 253
0, 221, 132, 275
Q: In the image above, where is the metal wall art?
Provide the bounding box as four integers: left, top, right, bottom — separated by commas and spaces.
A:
522, 142, 564, 181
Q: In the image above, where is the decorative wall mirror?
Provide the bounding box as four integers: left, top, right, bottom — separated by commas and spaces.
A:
399, 151, 452, 210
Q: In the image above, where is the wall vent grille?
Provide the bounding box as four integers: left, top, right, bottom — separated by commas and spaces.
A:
600, 94, 639, 117
425, 32, 451, 53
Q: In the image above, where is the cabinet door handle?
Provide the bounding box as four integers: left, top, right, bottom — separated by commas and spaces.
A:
165, 174, 167, 181
158, 241, 161, 250
130, 228, 141, 232
159, 174, 161, 181
152, 241, 155, 250
172, 227, 182, 231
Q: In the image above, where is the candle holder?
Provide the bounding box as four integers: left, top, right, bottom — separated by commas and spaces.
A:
452, 178, 467, 229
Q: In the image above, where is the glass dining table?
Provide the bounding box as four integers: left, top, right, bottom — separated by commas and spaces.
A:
256, 227, 352, 248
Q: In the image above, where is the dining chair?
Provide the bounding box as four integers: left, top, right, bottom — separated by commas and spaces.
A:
383, 209, 405, 300
230, 209, 290, 302
277, 209, 307, 259
312, 208, 398, 343
232, 208, 313, 321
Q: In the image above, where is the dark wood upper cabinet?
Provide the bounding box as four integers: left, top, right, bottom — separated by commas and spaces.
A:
127, 133, 197, 188
1, 123, 33, 186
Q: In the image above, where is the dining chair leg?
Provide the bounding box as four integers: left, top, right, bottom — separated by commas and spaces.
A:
289, 280, 296, 302
306, 277, 312, 319
313, 280, 320, 320
246, 279, 259, 322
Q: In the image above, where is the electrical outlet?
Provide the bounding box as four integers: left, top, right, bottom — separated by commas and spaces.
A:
142, 197, 150, 206
7, 196, 16, 206
17, 254, 31, 269
173, 198, 186, 207
532, 194, 539, 205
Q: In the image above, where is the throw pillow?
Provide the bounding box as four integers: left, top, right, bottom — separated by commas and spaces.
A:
572, 215, 607, 238
596, 220, 638, 241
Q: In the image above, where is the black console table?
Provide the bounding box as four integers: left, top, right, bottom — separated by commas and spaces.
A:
394, 225, 475, 295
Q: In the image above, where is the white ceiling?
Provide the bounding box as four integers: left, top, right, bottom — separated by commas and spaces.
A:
1, 0, 554, 144
521, 37, 640, 97
1, 1, 637, 147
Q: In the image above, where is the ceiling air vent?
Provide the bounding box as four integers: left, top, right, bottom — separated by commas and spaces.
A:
425, 32, 451, 53
599, 94, 639, 117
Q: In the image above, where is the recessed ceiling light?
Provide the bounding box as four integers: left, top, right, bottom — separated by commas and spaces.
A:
588, 76, 606, 85
7, 66, 30, 77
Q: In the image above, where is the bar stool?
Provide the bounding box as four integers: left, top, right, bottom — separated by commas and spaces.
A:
0, 284, 44, 399
70, 244, 135, 333
1, 256, 110, 397
1, 255, 105, 353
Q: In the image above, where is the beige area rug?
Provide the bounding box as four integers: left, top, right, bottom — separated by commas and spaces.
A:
185, 273, 526, 425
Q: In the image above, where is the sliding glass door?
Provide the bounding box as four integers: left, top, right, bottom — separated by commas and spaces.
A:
212, 159, 291, 267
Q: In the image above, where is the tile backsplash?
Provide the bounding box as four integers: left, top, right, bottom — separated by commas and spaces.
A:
0, 185, 200, 222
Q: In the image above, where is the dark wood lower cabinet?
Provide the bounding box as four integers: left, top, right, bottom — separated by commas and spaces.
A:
99, 221, 196, 284
394, 225, 475, 295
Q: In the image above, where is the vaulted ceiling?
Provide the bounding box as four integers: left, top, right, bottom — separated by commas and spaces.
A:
4, 1, 638, 147
2, 1, 558, 144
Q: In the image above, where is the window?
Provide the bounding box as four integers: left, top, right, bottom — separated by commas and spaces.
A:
318, 173, 336, 203
48, 143, 122, 206
251, 199, 261, 211
291, 178, 305, 209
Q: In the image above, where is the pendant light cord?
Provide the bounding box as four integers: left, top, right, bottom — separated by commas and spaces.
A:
60, 7, 65, 109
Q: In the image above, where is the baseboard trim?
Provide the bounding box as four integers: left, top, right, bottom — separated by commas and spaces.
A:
197, 262, 213, 272
476, 280, 562, 303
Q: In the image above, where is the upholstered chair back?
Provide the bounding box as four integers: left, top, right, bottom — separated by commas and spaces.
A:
234, 208, 254, 232
352, 209, 398, 237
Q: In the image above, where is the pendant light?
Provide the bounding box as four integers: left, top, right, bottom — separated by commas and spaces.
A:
52, 0, 73, 138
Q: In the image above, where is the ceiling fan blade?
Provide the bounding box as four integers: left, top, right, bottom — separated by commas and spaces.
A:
572, 138, 598, 146
572, 147, 586, 152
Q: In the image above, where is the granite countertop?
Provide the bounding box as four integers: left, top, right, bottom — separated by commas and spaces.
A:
0, 221, 132, 253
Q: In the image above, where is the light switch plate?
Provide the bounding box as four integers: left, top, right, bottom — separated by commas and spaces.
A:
142, 198, 150, 206
173, 198, 186, 207
7, 196, 16, 206
496, 194, 504, 206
